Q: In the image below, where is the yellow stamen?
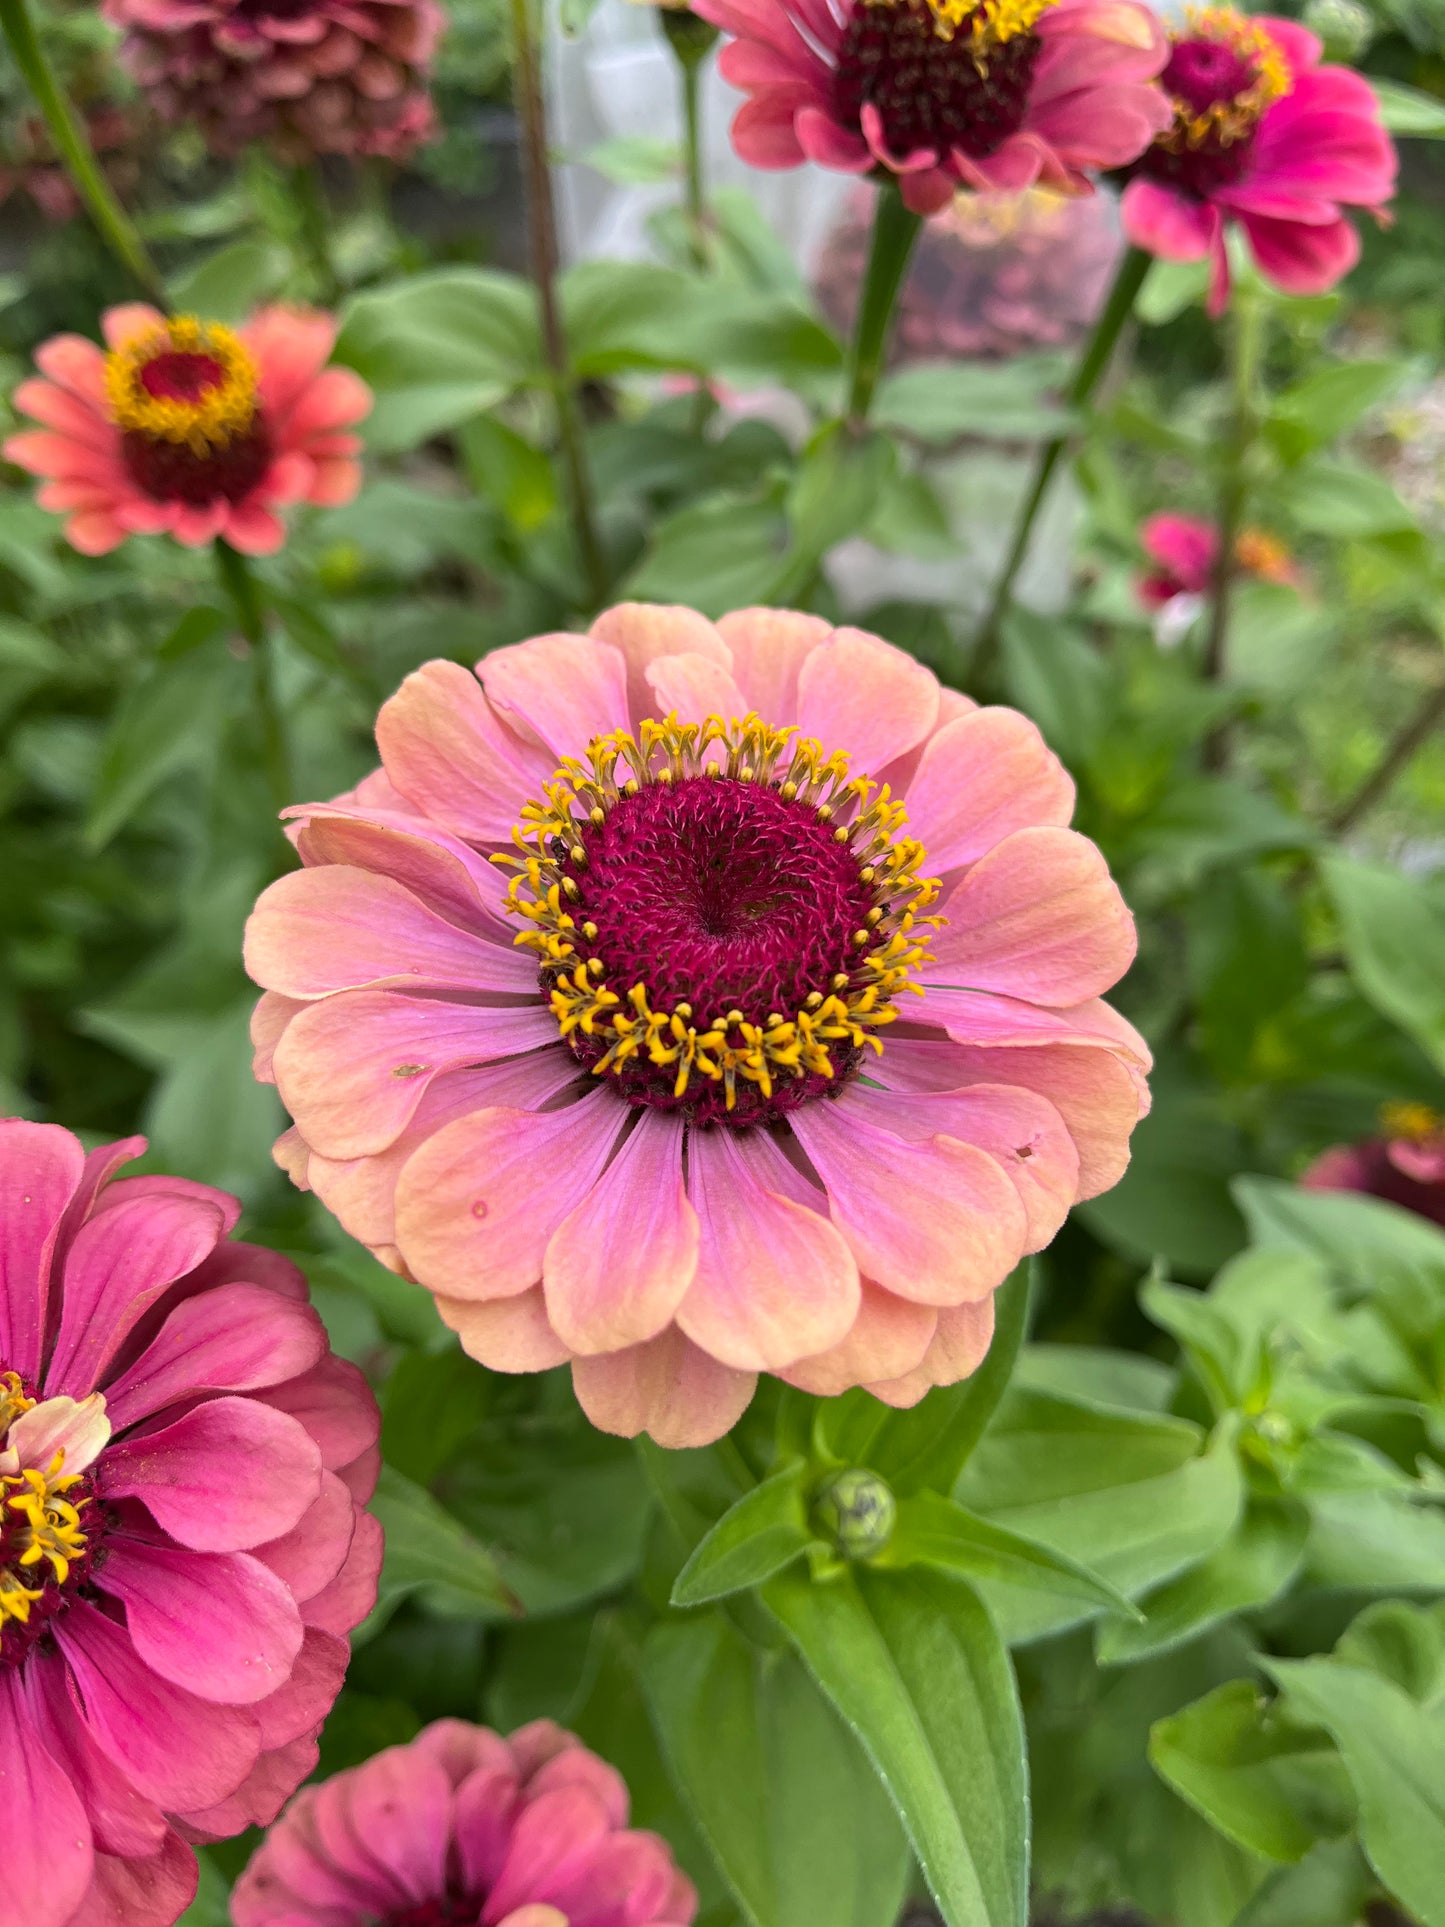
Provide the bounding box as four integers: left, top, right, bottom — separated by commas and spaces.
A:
909, 0, 1051, 60
1380, 1099, 1444, 1143
1164, 6, 1290, 151
0, 1446, 89, 1628
104, 315, 259, 456
0, 1372, 34, 1437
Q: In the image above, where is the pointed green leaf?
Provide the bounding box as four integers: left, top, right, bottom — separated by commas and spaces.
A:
882, 1490, 1141, 1621
672, 1464, 818, 1607
359, 1465, 518, 1639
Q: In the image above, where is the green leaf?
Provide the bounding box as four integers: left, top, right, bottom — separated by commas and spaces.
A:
672, 1464, 818, 1607
1136, 257, 1211, 324
882, 1489, 1141, 1621
1232, 1840, 1374, 1927
769, 423, 896, 595
1274, 461, 1417, 538
1149, 1680, 1355, 1865
763, 1564, 1027, 1927
1141, 1275, 1253, 1416
84, 641, 235, 851
562, 260, 701, 377
642, 1613, 910, 1927
1371, 77, 1445, 136
1269, 361, 1405, 454
458, 415, 558, 532
1322, 854, 1445, 1076
177, 1849, 231, 1926
144, 998, 286, 1202
360, 1464, 519, 1639
626, 493, 786, 617
579, 135, 682, 184
168, 237, 288, 319
381, 1346, 495, 1486
872, 357, 1069, 444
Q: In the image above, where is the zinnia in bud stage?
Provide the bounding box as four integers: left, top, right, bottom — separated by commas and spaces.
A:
0, 1119, 382, 1927
103, 0, 445, 164
232, 1717, 699, 1927
1120, 7, 1396, 313
246, 605, 1152, 1447
4, 303, 371, 557
689, 0, 1172, 214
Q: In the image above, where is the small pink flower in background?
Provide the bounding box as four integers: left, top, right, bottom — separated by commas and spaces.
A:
1301, 1101, 1445, 1228
4, 304, 371, 557
1120, 7, 1396, 315
245, 604, 1151, 1447
233, 1717, 699, 1927
690, 0, 1171, 214
0, 1119, 381, 1927
1137, 509, 1298, 607
103, 0, 445, 164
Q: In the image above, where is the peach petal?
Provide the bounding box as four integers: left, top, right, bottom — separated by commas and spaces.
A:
65, 510, 126, 555
644, 652, 750, 725
272, 1126, 312, 1189
376, 660, 553, 843
781, 1279, 937, 1396
394, 1091, 625, 1302
790, 1088, 1026, 1306
479, 633, 630, 759
544, 1112, 698, 1353
715, 608, 831, 723
172, 501, 230, 547
248, 307, 338, 420
865, 1298, 996, 1408
251, 992, 306, 1083
304, 457, 363, 507
436, 1286, 571, 1372
571, 1327, 756, 1447
282, 366, 373, 437
677, 1128, 860, 1370
34, 334, 109, 406
589, 602, 733, 727
101, 303, 165, 349
936, 1041, 1147, 1199
795, 626, 939, 774
273, 990, 557, 1159
12, 378, 117, 452
291, 808, 512, 936
930, 826, 1137, 1006
222, 501, 287, 555
37, 480, 119, 514
905, 708, 1075, 874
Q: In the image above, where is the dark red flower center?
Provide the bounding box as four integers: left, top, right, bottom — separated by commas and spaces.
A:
1132, 11, 1291, 198
834, 0, 1043, 164
386, 1897, 480, 1927
137, 350, 227, 404
1163, 35, 1256, 115
121, 418, 275, 506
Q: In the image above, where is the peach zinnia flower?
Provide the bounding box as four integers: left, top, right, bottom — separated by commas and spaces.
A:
246, 606, 1151, 1447
4, 304, 371, 557
233, 1717, 698, 1927
690, 0, 1172, 213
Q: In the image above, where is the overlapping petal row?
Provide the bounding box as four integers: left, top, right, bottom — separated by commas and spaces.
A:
0, 1119, 382, 1927
233, 1716, 698, 1926
247, 605, 1151, 1447
4, 303, 371, 557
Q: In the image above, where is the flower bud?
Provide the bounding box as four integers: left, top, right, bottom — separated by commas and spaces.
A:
1301, 0, 1373, 62
812, 1467, 897, 1561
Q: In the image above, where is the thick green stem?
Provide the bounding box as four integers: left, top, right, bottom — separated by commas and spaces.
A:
0, 0, 167, 307
845, 183, 922, 428
661, 8, 718, 272
510, 0, 608, 610
1201, 291, 1266, 768
215, 540, 291, 819
972, 244, 1151, 686
290, 164, 341, 305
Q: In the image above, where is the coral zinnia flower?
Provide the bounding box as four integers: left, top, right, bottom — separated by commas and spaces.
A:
1301, 1100, 1445, 1228
103, 0, 444, 164
0, 1119, 382, 1927
3, 304, 371, 558
1120, 8, 1396, 314
689, 0, 1171, 214
233, 1717, 699, 1926
246, 606, 1151, 1447
1137, 509, 1297, 606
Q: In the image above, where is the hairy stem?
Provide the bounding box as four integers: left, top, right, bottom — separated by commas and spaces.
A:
845, 181, 922, 428
0, 0, 168, 307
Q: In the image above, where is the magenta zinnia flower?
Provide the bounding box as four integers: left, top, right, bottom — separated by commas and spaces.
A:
1137, 509, 1297, 606
4, 303, 371, 557
246, 605, 1151, 1447
1301, 1101, 1445, 1228
103, 0, 444, 164
1120, 8, 1396, 314
233, 1717, 699, 1927
0, 1119, 382, 1927
690, 0, 1171, 214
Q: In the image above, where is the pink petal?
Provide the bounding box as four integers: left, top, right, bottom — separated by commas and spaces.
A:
0, 1669, 95, 1927
678, 1127, 859, 1369
64, 509, 128, 555
571, 1327, 756, 1447
222, 500, 288, 555
258, 1356, 380, 1481
589, 602, 734, 729
318, 1744, 454, 1907
12, 376, 117, 452
795, 627, 939, 774
479, 632, 629, 760
281, 366, 373, 438
298, 1507, 382, 1635
34, 332, 109, 406
796, 104, 873, 170
1240, 209, 1361, 295
644, 651, 750, 724
484, 1784, 615, 1918
782, 1278, 938, 1397
247, 307, 338, 420
251, 1627, 348, 1750
22, 1647, 166, 1859
394, 1090, 626, 1301
716, 608, 830, 722
730, 93, 810, 167
375, 659, 554, 843
866, 1298, 996, 1407
253, 1473, 357, 1607
437, 1285, 572, 1372
905, 707, 1075, 874
100, 303, 165, 349
0, 1118, 84, 1383
543, 1111, 698, 1352
102, 1282, 326, 1432
289, 805, 513, 936
84, 1829, 199, 1927
1120, 176, 1219, 261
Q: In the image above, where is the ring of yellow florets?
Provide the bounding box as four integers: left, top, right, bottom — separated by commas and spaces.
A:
925, 0, 1051, 63
0, 1373, 95, 1661
104, 314, 260, 453
1161, 6, 1290, 151
496, 714, 941, 1124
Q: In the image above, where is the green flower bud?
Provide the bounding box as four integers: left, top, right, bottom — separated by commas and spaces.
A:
812, 1467, 897, 1561
1300, 0, 1374, 63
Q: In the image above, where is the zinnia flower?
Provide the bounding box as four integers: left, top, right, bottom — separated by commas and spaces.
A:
0, 1118, 382, 1927
690, 0, 1171, 214
246, 605, 1151, 1447
1301, 1101, 1445, 1228
232, 1717, 699, 1926
103, 0, 444, 164
1137, 509, 1297, 606
5, 304, 370, 559
1119, 7, 1396, 314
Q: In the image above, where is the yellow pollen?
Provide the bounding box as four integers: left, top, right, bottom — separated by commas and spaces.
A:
0, 1372, 34, 1437
0, 1448, 89, 1629
1380, 1099, 1444, 1143
103, 314, 259, 455
1164, 6, 1290, 151
495, 712, 942, 1113
914, 0, 1052, 63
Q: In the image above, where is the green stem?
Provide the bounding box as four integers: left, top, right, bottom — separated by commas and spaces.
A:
1326, 677, 1445, 835
1201, 290, 1266, 769
845, 181, 922, 428
289, 164, 341, 305
0, 0, 167, 307
661, 8, 718, 272
971, 244, 1151, 687
510, 0, 608, 611
215, 540, 291, 819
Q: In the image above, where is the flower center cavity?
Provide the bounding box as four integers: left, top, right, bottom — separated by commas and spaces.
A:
1139, 6, 1290, 194
0, 1374, 100, 1669
834, 0, 1049, 161
500, 715, 940, 1127
104, 314, 273, 506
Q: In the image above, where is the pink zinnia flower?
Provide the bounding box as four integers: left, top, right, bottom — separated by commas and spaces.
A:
245, 605, 1151, 1447
0, 1119, 382, 1927
1120, 8, 1396, 315
232, 1717, 699, 1927
3, 304, 371, 557
1137, 509, 1297, 606
1301, 1101, 1445, 1228
690, 0, 1171, 215
103, 0, 445, 165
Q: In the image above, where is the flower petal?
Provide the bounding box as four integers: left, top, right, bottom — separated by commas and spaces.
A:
795, 626, 939, 774
0, 1118, 84, 1383
375, 659, 554, 843
572, 1327, 756, 1447
905, 708, 1075, 873
479, 633, 629, 759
